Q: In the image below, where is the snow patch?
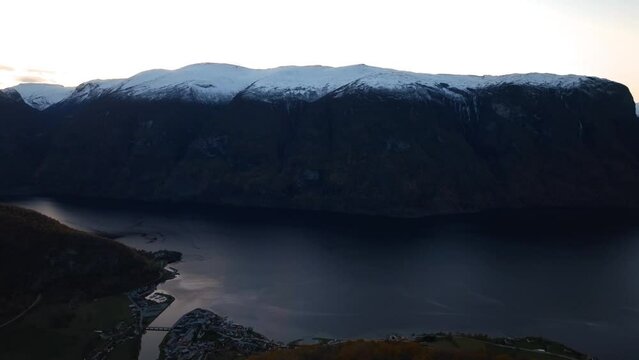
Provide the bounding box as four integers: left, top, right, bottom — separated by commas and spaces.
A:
70, 79, 125, 103
8, 83, 74, 110
1, 88, 24, 103
356, 71, 591, 91
58, 64, 606, 105
113, 64, 265, 102
241, 65, 383, 101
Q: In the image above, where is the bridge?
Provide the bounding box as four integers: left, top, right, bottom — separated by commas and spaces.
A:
146, 326, 171, 332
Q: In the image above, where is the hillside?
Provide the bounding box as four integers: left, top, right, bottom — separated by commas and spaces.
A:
158, 308, 588, 360
247, 338, 587, 360
0, 90, 47, 192
2, 64, 639, 216
0, 204, 162, 321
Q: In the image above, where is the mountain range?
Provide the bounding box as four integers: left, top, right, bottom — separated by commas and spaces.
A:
1, 63, 638, 216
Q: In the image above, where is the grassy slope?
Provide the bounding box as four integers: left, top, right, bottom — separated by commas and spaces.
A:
247, 336, 585, 360
0, 204, 163, 359
0, 295, 136, 360
0, 204, 161, 316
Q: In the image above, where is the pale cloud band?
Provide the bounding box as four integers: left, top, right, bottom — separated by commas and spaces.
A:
0, 0, 637, 98
15, 75, 48, 83
0, 67, 57, 88
26, 68, 55, 75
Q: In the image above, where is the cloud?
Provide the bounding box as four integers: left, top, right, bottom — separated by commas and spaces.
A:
0, 64, 14, 72
15, 75, 47, 83
26, 68, 55, 75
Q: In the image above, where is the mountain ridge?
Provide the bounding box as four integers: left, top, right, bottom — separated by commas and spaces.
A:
0, 64, 638, 217
7, 84, 74, 110
1, 63, 614, 110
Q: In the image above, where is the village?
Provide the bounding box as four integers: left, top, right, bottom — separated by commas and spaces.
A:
160, 308, 278, 360
84, 255, 179, 360
86, 284, 175, 360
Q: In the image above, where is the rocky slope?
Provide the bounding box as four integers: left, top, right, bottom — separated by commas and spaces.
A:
0, 90, 49, 192
160, 308, 276, 360
1, 64, 639, 216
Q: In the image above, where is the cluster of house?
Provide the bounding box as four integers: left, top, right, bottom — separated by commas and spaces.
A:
146, 292, 170, 304
128, 286, 174, 323
160, 308, 278, 360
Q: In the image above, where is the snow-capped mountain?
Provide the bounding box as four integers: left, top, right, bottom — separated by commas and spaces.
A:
0, 88, 24, 104
8, 83, 74, 110
1, 62, 637, 217
2, 63, 611, 109
61, 63, 602, 105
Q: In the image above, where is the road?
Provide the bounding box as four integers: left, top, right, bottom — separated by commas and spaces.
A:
0, 293, 42, 329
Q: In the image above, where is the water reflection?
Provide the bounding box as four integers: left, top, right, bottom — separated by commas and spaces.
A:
9, 197, 639, 360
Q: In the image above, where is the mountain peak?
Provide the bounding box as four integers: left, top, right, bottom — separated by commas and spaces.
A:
1, 64, 614, 109
71, 64, 602, 105
9, 83, 74, 110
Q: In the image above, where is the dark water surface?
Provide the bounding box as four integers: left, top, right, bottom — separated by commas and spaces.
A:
9, 197, 639, 359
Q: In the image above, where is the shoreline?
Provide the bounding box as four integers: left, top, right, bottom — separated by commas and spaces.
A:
4, 198, 614, 359
86, 256, 181, 360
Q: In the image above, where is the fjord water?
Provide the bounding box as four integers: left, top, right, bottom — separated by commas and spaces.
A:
11, 198, 639, 360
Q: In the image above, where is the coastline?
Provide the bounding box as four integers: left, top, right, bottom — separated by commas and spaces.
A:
4, 198, 619, 359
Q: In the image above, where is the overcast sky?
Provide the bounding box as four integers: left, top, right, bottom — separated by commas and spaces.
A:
1, 0, 637, 99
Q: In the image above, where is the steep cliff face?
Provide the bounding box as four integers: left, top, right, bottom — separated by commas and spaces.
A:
2, 66, 639, 216
0, 90, 47, 192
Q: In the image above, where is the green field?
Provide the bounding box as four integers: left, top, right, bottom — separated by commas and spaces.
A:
0, 295, 140, 360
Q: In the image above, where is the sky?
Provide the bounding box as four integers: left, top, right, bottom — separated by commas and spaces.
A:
1, 0, 637, 99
